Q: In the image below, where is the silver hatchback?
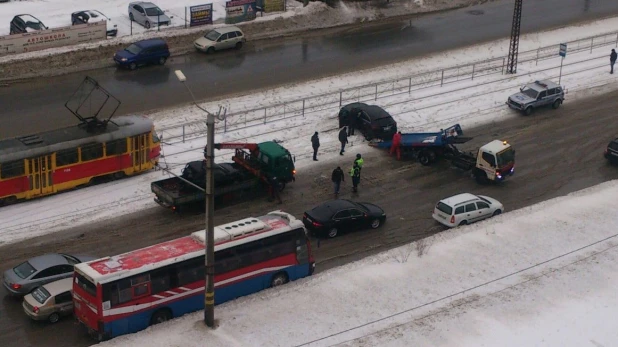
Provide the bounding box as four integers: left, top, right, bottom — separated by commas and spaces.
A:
3, 253, 95, 296
194, 26, 246, 53
128, 1, 171, 29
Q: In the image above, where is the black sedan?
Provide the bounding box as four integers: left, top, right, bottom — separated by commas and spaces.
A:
338, 103, 397, 141
303, 199, 386, 238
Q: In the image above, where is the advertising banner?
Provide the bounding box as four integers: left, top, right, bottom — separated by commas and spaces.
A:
0, 21, 106, 56
264, 0, 285, 12
189, 4, 213, 27
225, 0, 257, 24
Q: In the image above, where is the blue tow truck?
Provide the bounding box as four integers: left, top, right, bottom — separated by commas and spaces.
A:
369, 124, 516, 184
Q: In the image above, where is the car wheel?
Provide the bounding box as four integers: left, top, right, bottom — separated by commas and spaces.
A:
492, 209, 502, 216
206, 47, 215, 54
327, 228, 338, 238
458, 220, 468, 226
48, 312, 60, 324
270, 272, 289, 287
129, 13, 134, 21
552, 99, 562, 109
370, 219, 381, 229
129, 62, 137, 70
235, 41, 243, 50
145, 21, 151, 29
150, 309, 172, 326
524, 106, 533, 116
158, 57, 167, 65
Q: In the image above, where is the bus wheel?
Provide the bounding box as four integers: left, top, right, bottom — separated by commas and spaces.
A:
150, 309, 172, 326
271, 272, 289, 287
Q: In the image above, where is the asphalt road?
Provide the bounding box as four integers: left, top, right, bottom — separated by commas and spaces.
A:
1, 86, 618, 346
2, 0, 618, 138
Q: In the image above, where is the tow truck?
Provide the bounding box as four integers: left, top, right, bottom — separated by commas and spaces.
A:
151, 141, 296, 211
369, 124, 515, 184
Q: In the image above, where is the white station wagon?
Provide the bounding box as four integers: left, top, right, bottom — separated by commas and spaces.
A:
432, 193, 504, 228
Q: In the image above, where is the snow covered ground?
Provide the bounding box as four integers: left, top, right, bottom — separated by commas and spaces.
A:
95, 180, 618, 347
1, 17, 618, 245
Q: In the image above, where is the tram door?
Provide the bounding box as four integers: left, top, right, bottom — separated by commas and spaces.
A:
131, 134, 148, 172
28, 155, 54, 197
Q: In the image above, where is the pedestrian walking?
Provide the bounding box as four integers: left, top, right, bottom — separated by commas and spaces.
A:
311, 131, 320, 161
389, 131, 402, 160
267, 176, 282, 204
350, 162, 361, 193
339, 126, 348, 155
331, 166, 344, 196
354, 153, 364, 172
611, 49, 617, 74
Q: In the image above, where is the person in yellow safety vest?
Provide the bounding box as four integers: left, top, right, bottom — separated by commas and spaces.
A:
350, 162, 361, 192
354, 153, 364, 172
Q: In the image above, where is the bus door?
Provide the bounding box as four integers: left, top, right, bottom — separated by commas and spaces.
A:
130, 134, 148, 172
28, 155, 54, 197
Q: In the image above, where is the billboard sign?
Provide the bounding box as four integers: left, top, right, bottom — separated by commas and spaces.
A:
189, 4, 213, 27
225, 0, 257, 24
0, 21, 106, 56
264, 0, 285, 12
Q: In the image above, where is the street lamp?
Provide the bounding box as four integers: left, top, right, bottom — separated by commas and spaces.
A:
174, 69, 225, 328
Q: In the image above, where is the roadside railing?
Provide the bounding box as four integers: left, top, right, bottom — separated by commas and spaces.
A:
157, 30, 618, 145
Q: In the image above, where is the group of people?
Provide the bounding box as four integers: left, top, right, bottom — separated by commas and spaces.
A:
331, 153, 364, 195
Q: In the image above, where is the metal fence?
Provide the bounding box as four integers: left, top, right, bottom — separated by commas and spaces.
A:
157, 30, 618, 145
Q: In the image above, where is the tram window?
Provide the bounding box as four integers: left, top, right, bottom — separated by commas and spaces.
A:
105, 139, 128, 156
0, 160, 25, 179
56, 148, 79, 167
81, 143, 104, 162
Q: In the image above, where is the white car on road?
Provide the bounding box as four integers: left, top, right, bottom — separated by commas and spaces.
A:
432, 193, 503, 228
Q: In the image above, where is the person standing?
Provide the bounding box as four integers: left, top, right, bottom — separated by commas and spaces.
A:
339, 126, 348, 155
611, 49, 617, 74
331, 166, 344, 196
311, 131, 320, 161
390, 131, 402, 160
354, 153, 364, 172
348, 111, 359, 136
350, 162, 361, 193
267, 176, 282, 204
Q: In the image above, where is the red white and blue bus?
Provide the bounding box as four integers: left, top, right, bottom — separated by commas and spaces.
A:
72, 210, 315, 340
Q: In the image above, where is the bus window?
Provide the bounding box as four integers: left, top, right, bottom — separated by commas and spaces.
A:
0, 160, 25, 179
56, 148, 79, 167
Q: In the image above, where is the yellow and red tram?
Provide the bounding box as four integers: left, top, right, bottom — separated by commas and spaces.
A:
0, 115, 161, 205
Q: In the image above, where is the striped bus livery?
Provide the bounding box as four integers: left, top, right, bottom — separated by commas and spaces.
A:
0, 115, 160, 205
72, 210, 315, 341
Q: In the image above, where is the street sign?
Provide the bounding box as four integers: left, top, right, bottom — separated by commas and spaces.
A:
559, 43, 567, 57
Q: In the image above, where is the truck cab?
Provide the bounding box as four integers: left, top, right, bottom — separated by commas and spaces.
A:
250, 142, 296, 184
474, 140, 515, 183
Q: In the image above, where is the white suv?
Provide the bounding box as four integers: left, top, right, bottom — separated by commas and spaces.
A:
432, 193, 503, 228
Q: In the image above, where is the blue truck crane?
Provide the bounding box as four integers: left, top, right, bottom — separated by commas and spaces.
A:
369, 124, 515, 184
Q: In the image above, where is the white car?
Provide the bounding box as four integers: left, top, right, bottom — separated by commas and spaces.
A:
71, 10, 118, 37
194, 26, 245, 53
432, 193, 503, 228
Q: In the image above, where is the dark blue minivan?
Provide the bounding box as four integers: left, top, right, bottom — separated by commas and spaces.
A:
113, 38, 170, 70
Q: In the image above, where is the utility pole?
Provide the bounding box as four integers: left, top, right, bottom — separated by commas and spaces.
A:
506, 0, 523, 74
174, 70, 226, 328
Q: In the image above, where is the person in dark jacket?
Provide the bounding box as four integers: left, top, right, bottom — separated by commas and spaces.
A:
611, 49, 617, 74
267, 176, 282, 204
348, 111, 359, 136
339, 126, 348, 155
349, 162, 361, 193
311, 131, 320, 161
331, 166, 344, 196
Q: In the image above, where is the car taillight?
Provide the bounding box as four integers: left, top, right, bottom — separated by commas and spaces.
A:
450, 215, 455, 224
312, 221, 322, 227
33, 306, 39, 313
11, 283, 21, 290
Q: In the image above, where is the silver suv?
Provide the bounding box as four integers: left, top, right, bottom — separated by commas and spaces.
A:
506, 80, 564, 116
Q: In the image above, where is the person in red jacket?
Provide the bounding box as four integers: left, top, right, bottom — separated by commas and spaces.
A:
390, 131, 402, 160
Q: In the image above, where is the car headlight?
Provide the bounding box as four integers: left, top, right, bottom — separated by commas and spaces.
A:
121, 58, 127, 62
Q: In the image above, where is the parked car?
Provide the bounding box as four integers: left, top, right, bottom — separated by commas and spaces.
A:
604, 137, 618, 164
338, 103, 397, 141
113, 38, 170, 70
432, 193, 503, 228
10, 14, 48, 35
506, 79, 565, 115
128, 1, 171, 29
3, 253, 95, 296
22, 278, 73, 323
303, 199, 386, 238
71, 10, 118, 37
194, 26, 246, 53
181, 161, 249, 188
